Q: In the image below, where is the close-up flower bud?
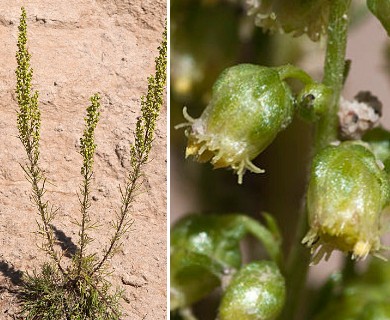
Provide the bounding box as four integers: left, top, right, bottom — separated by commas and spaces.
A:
178, 64, 296, 184
219, 261, 285, 320
302, 141, 390, 264
297, 83, 332, 122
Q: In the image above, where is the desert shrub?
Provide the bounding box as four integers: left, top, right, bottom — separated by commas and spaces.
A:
15, 7, 166, 319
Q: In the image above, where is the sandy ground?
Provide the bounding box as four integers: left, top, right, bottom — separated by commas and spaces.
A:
0, 1, 166, 319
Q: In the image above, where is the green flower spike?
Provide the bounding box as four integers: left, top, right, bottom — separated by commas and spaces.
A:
219, 261, 285, 320
177, 64, 315, 184
303, 141, 390, 264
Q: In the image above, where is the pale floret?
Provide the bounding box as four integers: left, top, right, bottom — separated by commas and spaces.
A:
179, 107, 264, 184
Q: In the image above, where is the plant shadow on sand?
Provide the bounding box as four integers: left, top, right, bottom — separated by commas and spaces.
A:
0, 225, 78, 292
0, 260, 24, 288
50, 224, 79, 258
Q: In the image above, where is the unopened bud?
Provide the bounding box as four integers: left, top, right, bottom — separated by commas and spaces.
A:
297, 83, 332, 122
219, 261, 285, 320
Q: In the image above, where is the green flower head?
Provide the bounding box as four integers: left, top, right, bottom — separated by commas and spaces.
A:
178, 64, 295, 184
303, 141, 390, 264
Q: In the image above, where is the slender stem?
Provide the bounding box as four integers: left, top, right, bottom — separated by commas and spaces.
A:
239, 216, 282, 269
92, 163, 141, 274
77, 170, 92, 276
280, 206, 310, 320
27, 159, 65, 275
281, 1, 351, 319
16, 7, 65, 276
316, 0, 351, 151
93, 27, 166, 274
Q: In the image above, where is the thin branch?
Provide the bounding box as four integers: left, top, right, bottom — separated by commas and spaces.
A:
93, 24, 167, 274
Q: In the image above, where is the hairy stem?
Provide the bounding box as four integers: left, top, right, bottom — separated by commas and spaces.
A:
282, 1, 351, 319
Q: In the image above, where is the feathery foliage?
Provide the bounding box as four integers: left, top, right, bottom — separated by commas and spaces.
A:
20, 263, 122, 320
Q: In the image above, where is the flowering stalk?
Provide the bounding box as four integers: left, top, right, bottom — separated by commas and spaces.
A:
316, 0, 351, 151
16, 7, 65, 275
93, 24, 167, 273
76, 94, 100, 276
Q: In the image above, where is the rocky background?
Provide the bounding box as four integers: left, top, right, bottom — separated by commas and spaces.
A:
0, 1, 166, 319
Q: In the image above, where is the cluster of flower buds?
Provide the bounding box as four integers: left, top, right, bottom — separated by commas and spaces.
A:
173, 1, 390, 318
175, 52, 390, 320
